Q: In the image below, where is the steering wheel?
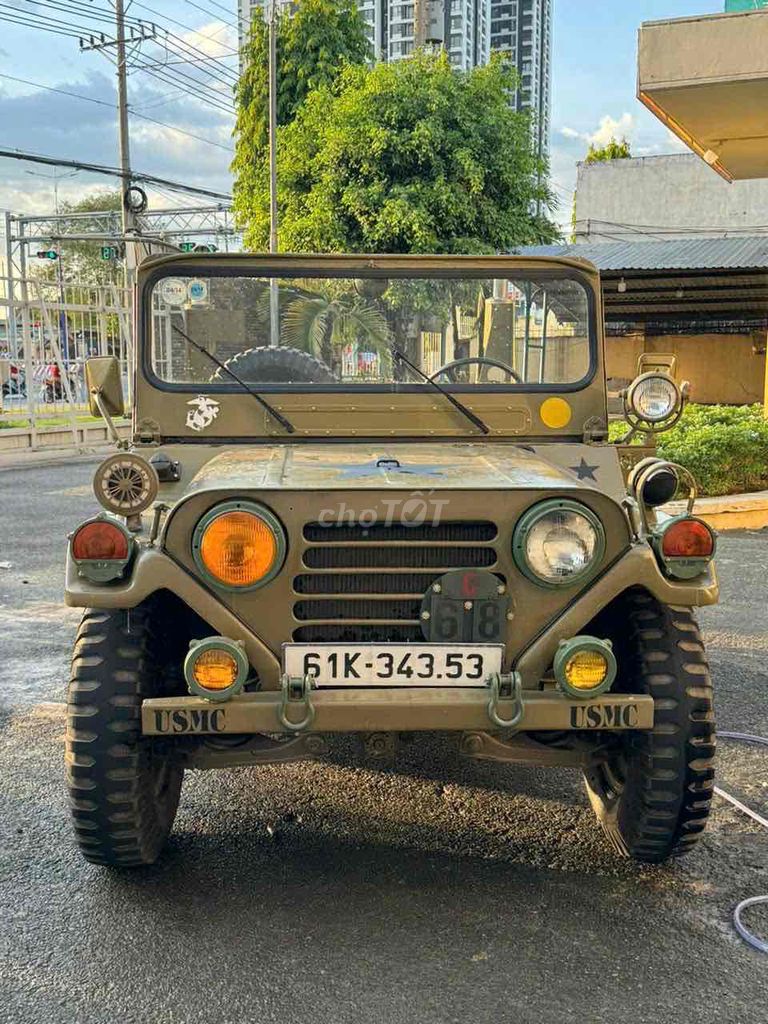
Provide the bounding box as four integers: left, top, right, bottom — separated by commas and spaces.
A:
429, 356, 523, 384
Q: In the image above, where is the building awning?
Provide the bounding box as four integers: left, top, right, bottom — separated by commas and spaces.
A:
517, 238, 768, 326
638, 10, 768, 181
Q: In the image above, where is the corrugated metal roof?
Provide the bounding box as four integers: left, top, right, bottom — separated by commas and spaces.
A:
516, 236, 768, 272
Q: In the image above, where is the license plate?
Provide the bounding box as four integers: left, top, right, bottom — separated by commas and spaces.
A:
282, 643, 504, 687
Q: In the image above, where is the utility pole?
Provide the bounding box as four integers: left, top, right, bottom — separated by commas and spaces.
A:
80, 9, 158, 284
115, 0, 136, 280
268, 0, 279, 347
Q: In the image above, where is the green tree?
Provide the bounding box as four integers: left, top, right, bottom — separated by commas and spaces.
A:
235, 51, 557, 253
58, 190, 123, 284
232, 0, 371, 209
585, 137, 632, 164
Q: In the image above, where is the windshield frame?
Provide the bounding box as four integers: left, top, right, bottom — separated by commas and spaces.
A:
140, 257, 599, 397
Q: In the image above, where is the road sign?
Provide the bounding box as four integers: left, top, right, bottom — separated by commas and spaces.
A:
193, 243, 218, 253
36, 249, 58, 260
179, 242, 195, 252
725, 0, 768, 9
100, 246, 118, 261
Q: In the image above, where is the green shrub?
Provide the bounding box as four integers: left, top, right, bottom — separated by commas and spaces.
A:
657, 404, 768, 496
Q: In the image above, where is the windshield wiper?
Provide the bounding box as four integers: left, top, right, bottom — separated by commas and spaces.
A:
392, 348, 490, 436
170, 322, 295, 434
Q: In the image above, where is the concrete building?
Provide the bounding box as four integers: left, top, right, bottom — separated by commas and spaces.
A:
489, 0, 552, 158
238, 0, 490, 70
573, 154, 768, 244
237, 0, 293, 51
357, 0, 490, 68
519, 235, 768, 406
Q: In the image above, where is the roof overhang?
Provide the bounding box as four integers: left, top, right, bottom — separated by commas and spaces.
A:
638, 11, 768, 181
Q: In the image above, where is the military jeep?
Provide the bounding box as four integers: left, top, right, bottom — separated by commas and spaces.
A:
65, 253, 718, 867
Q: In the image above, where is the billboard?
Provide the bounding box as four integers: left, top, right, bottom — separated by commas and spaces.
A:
725, 0, 768, 10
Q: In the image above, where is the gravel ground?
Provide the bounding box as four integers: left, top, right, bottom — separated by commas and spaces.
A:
0, 458, 766, 1024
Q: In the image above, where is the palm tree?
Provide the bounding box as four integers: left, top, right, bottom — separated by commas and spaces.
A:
282, 290, 392, 374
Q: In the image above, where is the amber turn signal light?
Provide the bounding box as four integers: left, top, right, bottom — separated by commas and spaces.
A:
70, 515, 134, 583
661, 518, 715, 559
72, 520, 129, 561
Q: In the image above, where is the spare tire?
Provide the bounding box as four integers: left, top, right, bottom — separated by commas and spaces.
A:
213, 346, 337, 385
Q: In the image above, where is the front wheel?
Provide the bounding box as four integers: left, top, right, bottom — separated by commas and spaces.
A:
66, 606, 183, 866
584, 590, 716, 863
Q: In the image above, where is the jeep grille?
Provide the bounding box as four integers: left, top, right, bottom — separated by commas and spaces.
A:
293, 520, 499, 642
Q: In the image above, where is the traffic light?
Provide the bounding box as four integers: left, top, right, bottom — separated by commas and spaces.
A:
36, 249, 58, 260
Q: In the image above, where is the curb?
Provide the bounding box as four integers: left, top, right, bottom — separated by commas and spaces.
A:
0, 446, 111, 472
663, 491, 768, 532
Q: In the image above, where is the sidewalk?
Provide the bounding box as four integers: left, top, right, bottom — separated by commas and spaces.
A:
0, 445, 110, 472
663, 491, 768, 532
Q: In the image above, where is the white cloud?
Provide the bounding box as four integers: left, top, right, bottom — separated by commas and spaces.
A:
558, 112, 636, 148
588, 112, 635, 147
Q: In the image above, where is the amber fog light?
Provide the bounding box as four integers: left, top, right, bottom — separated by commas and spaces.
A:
184, 637, 249, 701
554, 636, 617, 699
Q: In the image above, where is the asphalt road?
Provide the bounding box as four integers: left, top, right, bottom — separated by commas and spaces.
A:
1, 457, 767, 1024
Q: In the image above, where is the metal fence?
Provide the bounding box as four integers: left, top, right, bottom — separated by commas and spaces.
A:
0, 270, 132, 442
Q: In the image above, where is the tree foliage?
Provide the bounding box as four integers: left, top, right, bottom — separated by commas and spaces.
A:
585, 137, 631, 164
232, 0, 371, 189
31, 190, 123, 284
235, 51, 557, 254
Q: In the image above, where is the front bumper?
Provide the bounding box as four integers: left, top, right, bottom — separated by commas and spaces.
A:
141, 687, 654, 736
66, 542, 719, 692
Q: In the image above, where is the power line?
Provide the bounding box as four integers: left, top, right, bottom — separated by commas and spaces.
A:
133, 64, 234, 114
129, 0, 239, 73
179, 0, 238, 32
0, 72, 234, 152
0, 146, 233, 201
0, 9, 87, 40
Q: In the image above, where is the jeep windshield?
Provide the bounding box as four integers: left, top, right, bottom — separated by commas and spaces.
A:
148, 270, 593, 391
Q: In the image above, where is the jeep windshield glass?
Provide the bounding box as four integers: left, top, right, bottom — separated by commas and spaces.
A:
149, 272, 592, 390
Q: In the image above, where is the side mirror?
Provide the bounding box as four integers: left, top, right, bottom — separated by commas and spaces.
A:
85, 356, 125, 419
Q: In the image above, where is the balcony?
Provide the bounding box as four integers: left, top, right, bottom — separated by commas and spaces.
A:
638, 10, 768, 180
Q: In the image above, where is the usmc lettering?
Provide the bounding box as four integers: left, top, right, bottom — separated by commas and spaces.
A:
570, 703, 639, 730
153, 708, 226, 734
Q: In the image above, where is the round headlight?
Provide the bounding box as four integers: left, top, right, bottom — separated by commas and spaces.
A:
192, 501, 286, 590
627, 373, 681, 424
513, 501, 605, 587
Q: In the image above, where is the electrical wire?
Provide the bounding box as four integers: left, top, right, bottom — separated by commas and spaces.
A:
178, 0, 238, 32
716, 731, 768, 955
0, 146, 232, 201
132, 65, 234, 115
0, 72, 234, 152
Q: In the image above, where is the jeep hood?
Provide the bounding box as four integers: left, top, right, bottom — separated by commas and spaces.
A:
187, 443, 592, 492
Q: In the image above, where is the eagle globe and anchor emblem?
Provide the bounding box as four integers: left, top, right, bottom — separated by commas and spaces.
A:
186, 395, 220, 432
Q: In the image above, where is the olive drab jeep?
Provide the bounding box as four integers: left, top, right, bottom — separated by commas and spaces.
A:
65, 254, 718, 867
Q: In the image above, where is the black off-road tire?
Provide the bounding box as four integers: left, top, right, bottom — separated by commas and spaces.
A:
66, 606, 183, 866
584, 589, 716, 863
214, 346, 336, 384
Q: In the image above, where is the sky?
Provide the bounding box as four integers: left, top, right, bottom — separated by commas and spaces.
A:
0, 0, 726, 227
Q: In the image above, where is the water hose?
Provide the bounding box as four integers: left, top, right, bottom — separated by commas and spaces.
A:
716, 731, 768, 954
